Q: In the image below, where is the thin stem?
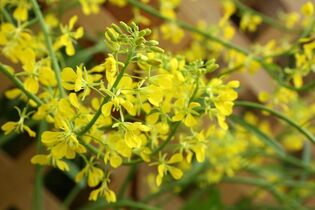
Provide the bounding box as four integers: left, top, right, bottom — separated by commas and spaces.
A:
77, 48, 135, 136
30, 0, 66, 97
61, 184, 82, 210
217, 64, 244, 77
117, 164, 138, 199
235, 101, 315, 144
32, 121, 47, 210
1, 7, 14, 24
151, 121, 180, 156
230, 115, 315, 173
222, 176, 304, 209
80, 199, 161, 210
0, 63, 43, 106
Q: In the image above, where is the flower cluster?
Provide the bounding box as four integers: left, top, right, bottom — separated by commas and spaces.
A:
1, 0, 315, 208
0, 13, 239, 202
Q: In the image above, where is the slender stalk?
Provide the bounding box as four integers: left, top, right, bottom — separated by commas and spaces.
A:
222, 176, 305, 209
79, 200, 161, 210
32, 121, 47, 210
230, 114, 285, 157
30, 0, 66, 97
77, 48, 135, 136
117, 164, 138, 199
217, 64, 244, 77
61, 184, 82, 210
0, 63, 43, 106
151, 121, 180, 156
1, 8, 14, 24
230, 115, 315, 173
235, 101, 315, 144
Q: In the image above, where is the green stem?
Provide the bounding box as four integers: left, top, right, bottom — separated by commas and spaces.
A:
217, 64, 244, 77
230, 115, 315, 173
80, 200, 161, 210
77, 48, 135, 136
61, 184, 82, 210
151, 121, 180, 156
117, 164, 138, 199
1, 7, 14, 24
30, 0, 66, 98
235, 101, 315, 144
0, 63, 43, 106
32, 121, 47, 210
230, 114, 285, 157
222, 176, 304, 209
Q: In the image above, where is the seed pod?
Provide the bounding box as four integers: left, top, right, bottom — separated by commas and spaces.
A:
135, 37, 146, 45
106, 28, 118, 42
206, 59, 219, 72
147, 58, 162, 66
139, 28, 151, 37
111, 24, 123, 34
150, 46, 164, 53
146, 40, 159, 46
130, 21, 139, 31
119, 21, 130, 32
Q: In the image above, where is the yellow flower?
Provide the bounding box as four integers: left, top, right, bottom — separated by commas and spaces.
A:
89, 176, 116, 203
45, 14, 59, 29
75, 160, 104, 187
240, 13, 262, 32
160, 23, 184, 44
155, 153, 183, 186
179, 131, 206, 163
31, 154, 70, 171
109, 0, 127, 7
172, 100, 200, 127
113, 122, 150, 148
79, 0, 106, 15
104, 54, 118, 86
280, 12, 300, 28
219, 0, 236, 26
12, 0, 31, 22
1, 107, 36, 137
205, 79, 239, 129
301, 2, 314, 16
101, 76, 137, 118
54, 16, 84, 56
61, 66, 102, 99
18, 48, 57, 93
41, 120, 86, 159
0, 23, 32, 63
